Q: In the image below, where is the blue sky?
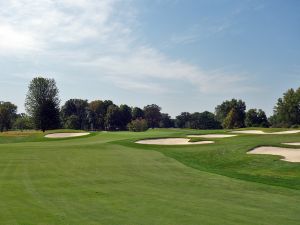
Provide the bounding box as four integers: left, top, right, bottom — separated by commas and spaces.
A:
0, 0, 299, 117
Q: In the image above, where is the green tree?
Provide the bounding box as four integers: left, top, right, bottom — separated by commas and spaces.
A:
119, 104, 132, 130
0, 101, 17, 132
272, 88, 300, 127
61, 99, 88, 130
215, 99, 246, 128
246, 109, 269, 127
87, 100, 106, 130
25, 77, 60, 132
143, 104, 162, 128
37, 100, 61, 132
190, 111, 221, 129
175, 112, 191, 128
159, 113, 174, 128
132, 107, 144, 120
105, 105, 120, 131
13, 113, 34, 131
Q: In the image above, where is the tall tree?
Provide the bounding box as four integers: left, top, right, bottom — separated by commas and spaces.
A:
245, 109, 269, 127
119, 104, 132, 130
190, 111, 221, 129
105, 105, 120, 130
215, 99, 246, 128
132, 107, 144, 120
175, 112, 191, 128
160, 113, 174, 128
87, 100, 106, 130
143, 104, 162, 128
0, 101, 17, 132
25, 77, 60, 132
61, 99, 88, 130
272, 88, 300, 127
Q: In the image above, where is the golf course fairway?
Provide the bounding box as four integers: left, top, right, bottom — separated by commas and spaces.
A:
0, 128, 299, 224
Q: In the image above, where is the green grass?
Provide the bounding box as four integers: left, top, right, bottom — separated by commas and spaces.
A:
0, 129, 300, 224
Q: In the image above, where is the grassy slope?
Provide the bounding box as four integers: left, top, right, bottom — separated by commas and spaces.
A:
0, 129, 299, 224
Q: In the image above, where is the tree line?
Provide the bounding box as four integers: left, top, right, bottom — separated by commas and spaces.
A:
0, 77, 299, 132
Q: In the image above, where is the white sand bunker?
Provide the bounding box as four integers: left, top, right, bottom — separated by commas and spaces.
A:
187, 134, 237, 138
232, 130, 300, 135
274, 130, 300, 134
233, 130, 265, 134
136, 138, 214, 145
282, 143, 300, 146
45, 132, 90, 138
248, 146, 300, 162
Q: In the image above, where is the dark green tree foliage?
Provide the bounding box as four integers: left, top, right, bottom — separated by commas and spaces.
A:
105, 105, 121, 130
119, 104, 132, 130
245, 109, 269, 127
0, 101, 17, 132
272, 88, 300, 127
103, 100, 114, 113
128, 119, 148, 132
190, 111, 221, 129
159, 113, 174, 128
132, 107, 144, 120
61, 99, 88, 130
13, 113, 34, 131
36, 100, 60, 132
25, 77, 61, 132
87, 100, 106, 130
175, 112, 191, 128
143, 104, 162, 128
215, 99, 246, 128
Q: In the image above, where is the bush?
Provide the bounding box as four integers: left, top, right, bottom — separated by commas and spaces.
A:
127, 119, 148, 132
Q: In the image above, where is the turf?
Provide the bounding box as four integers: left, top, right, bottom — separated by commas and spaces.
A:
0, 129, 299, 224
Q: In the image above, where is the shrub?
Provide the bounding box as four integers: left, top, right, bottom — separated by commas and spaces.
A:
127, 119, 148, 132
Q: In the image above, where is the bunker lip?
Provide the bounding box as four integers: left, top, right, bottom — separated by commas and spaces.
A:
45, 132, 90, 138
135, 138, 214, 145
187, 134, 237, 138
232, 130, 300, 135
247, 146, 300, 162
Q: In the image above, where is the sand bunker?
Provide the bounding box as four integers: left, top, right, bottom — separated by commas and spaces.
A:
45, 133, 90, 138
274, 130, 300, 134
187, 134, 237, 138
232, 130, 300, 135
233, 130, 265, 134
282, 143, 300, 146
136, 138, 214, 145
248, 146, 300, 162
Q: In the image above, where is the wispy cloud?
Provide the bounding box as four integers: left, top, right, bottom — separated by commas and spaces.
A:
0, 0, 254, 95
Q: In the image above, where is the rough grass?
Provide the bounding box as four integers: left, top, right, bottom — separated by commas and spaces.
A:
0, 129, 299, 224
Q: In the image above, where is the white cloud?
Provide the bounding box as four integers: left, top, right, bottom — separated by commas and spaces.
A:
0, 0, 253, 95
0, 23, 42, 52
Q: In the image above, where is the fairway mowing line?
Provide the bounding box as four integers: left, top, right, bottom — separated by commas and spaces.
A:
136, 138, 214, 145
248, 146, 300, 162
